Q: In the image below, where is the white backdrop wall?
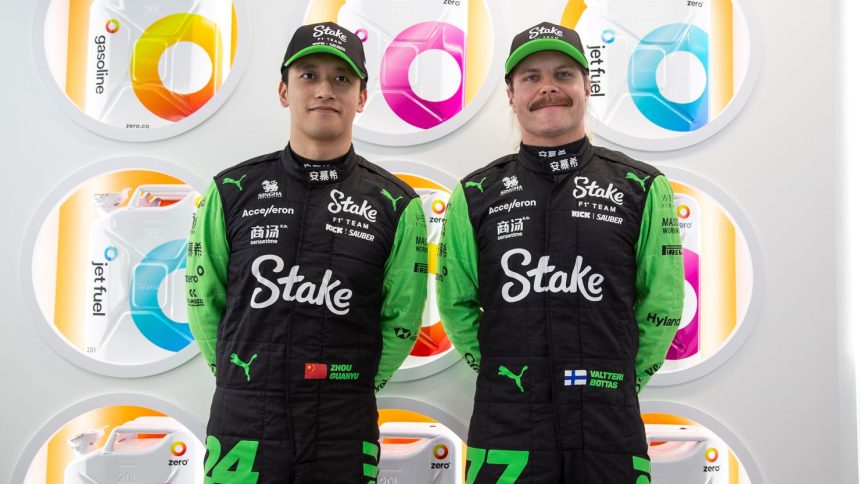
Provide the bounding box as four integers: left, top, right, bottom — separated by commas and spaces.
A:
0, 0, 853, 482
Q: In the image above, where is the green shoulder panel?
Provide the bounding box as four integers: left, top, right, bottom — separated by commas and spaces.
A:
187, 181, 230, 375
633, 175, 685, 391
375, 197, 428, 391
436, 184, 482, 372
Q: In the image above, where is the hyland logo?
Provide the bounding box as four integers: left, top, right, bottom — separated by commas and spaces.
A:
497, 216, 529, 240
564, 369, 588, 386
488, 199, 537, 215
242, 205, 295, 218
625, 172, 650, 192
394, 327, 417, 341
498, 364, 528, 393
230, 353, 258, 382
328, 189, 377, 222
572, 177, 624, 205
647, 312, 681, 328
500, 248, 604, 303
250, 225, 284, 245
465, 177, 487, 193
250, 255, 352, 315
500, 176, 523, 195
258, 180, 282, 199
304, 362, 359, 380
223, 175, 246, 191
380, 188, 404, 211
566, 369, 624, 389
662, 244, 683, 256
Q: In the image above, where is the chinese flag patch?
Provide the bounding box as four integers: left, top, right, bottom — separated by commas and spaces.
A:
304, 363, 328, 379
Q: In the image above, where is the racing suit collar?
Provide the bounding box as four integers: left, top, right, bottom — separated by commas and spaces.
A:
519, 136, 593, 176
281, 143, 357, 185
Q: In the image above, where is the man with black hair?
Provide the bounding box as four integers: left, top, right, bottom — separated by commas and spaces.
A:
187, 21, 427, 483
438, 22, 685, 483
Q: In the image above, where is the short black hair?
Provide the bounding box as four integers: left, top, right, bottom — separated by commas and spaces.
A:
280, 67, 368, 91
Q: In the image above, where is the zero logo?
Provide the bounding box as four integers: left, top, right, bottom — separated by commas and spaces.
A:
171, 441, 187, 457
129, 239, 194, 352
431, 199, 446, 215
104, 246, 119, 261
705, 447, 719, 463
131, 14, 224, 121
677, 204, 691, 219
380, 22, 465, 129
433, 444, 449, 460
105, 19, 120, 34
628, 24, 709, 132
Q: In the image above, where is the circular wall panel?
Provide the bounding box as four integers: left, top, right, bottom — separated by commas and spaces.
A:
304, 0, 506, 146
13, 394, 204, 484
640, 401, 762, 484
377, 161, 462, 382
23, 157, 206, 377
557, 0, 761, 151
35, 0, 251, 141
650, 167, 763, 385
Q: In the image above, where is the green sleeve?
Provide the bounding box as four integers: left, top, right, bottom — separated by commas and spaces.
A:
186, 181, 230, 375
375, 197, 428, 392
633, 175, 685, 392
436, 184, 482, 373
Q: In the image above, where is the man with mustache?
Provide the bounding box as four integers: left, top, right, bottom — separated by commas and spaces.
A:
437, 22, 685, 482
186, 22, 427, 483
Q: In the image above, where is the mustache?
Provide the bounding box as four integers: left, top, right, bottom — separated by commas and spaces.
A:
529, 94, 573, 111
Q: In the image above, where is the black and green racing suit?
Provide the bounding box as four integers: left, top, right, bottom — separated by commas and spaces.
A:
186, 145, 427, 483
437, 138, 684, 483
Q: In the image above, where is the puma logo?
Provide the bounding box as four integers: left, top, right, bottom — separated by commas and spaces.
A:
465, 177, 487, 193
380, 188, 403, 211
498, 364, 528, 393
625, 172, 650, 192
223, 175, 247, 191
230, 353, 258, 382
